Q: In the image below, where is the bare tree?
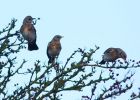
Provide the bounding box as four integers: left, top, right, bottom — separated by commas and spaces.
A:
0, 19, 140, 100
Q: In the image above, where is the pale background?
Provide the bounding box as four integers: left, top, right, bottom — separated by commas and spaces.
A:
0, 0, 140, 100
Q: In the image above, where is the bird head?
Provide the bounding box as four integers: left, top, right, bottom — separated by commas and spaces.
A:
53, 35, 63, 41
104, 48, 116, 55
116, 48, 127, 60
23, 16, 35, 24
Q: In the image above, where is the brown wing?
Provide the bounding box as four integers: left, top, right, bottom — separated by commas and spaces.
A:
30, 24, 36, 36
47, 42, 52, 59
20, 25, 24, 33
103, 48, 118, 61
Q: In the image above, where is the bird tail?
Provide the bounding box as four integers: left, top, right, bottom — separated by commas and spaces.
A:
28, 42, 39, 51
99, 60, 106, 64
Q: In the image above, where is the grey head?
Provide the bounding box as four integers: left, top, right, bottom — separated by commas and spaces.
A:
23, 16, 35, 24
52, 35, 63, 41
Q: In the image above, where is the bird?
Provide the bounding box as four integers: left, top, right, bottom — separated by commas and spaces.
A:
20, 16, 39, 51
47, 35, 63, 64
99, 47, 127, 64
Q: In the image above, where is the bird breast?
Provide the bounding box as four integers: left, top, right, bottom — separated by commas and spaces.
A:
48, 43, 61, 56
22, 26, 36, 41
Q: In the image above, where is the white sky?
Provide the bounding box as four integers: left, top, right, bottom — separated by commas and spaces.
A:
0, 0, 140, 100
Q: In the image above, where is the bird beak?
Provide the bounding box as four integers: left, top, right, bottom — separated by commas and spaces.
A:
32, 18, 36, 25
32, 18, 36, 21
32, 18, 40, 25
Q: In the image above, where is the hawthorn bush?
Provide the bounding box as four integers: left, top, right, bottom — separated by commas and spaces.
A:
0, 19, 140, 100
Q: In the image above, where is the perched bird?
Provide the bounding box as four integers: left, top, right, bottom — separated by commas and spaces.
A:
20, 16, 39, 51
99, 47, 127, 64
47, 35, 63, 64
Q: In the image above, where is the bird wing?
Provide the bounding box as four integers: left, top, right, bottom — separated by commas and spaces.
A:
47, 42, 52, 59
20, 24, 29, 40
31, 24, 36, 36
103, 48, 118, 62
20, 25, 24, 33
30, 24, 37, 42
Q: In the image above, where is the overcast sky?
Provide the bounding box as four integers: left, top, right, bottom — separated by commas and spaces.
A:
0, 0, 140, 100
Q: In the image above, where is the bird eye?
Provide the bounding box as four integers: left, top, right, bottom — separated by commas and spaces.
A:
28, 18, 31, 20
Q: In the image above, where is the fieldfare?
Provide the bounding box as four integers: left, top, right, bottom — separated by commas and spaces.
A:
99, 47, 127, 64
20, 16, 39, 51
47, 35, 63, 64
